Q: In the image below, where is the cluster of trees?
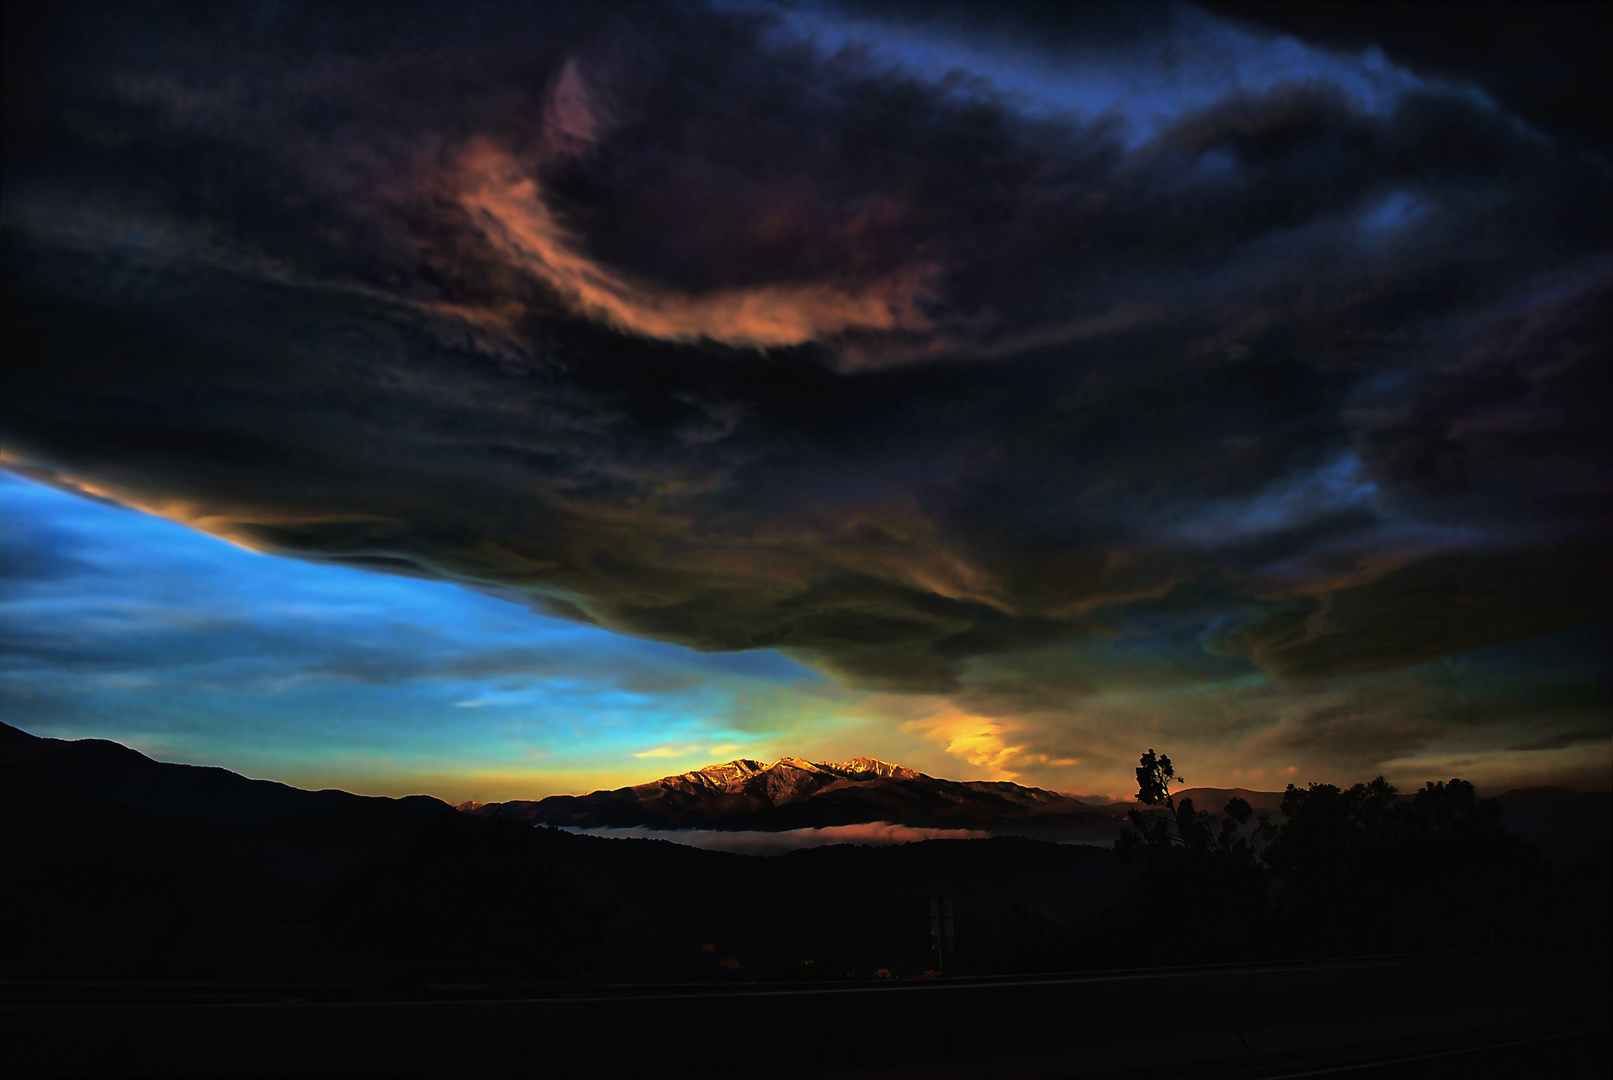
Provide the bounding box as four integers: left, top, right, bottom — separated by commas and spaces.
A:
991, 750, 1610, 973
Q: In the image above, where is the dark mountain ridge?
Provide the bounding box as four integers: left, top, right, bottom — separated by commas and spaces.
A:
0, 720, 411, 825
1, 722, 452, 979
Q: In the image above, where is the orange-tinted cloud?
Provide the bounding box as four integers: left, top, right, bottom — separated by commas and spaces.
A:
543, 59, 611, 158
0, 456, 391, 555
454, 139, 936, 349
902, 706, 1026, 780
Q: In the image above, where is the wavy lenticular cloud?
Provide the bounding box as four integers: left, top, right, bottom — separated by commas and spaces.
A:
455, 140, 937, 349
0, 457, 397, 556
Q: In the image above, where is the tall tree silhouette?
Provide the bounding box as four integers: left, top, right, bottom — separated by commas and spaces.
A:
1117, 749, 1262, 860
1102, 750, 1271, 965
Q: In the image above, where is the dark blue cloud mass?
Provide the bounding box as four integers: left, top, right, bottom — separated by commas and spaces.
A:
1, 2, 1607, 790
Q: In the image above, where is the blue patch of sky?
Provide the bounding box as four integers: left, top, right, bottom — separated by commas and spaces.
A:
1358, 189, 1427, 237
1192, 147, 1237, 181
1171, 452, 1380, 546
747, 1, 1488, 150
0, 472, 832, 790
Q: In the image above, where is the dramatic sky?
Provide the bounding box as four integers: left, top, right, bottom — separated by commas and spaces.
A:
3, 1, 1609, 801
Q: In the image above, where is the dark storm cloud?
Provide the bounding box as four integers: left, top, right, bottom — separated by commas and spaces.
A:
1256, 699, 1452, 769
1217, 537, 1612, 682
1511, 731, 1612, 754
1204, 2, 1613, 153
1219, 626, 1613, 779
2, 1, 1609, 697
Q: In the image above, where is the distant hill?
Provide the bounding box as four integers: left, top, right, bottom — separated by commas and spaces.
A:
1, 722, 452, 980
0, 720, 415, 825
1171, 787, 1289, 819
466, 755, 1130, 841
1493, 786, 1613, 868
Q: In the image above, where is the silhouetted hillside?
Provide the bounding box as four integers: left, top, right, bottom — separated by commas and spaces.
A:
1171, 787, 1288, 821
2, 723, 453, 979
0, 721, 389, 824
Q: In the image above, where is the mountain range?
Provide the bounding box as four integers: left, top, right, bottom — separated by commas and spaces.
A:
7, 720, 1601, 860
0, 718, 443, 825
465, 754, 1284, 843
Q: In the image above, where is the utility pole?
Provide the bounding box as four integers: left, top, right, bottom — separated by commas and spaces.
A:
929, 896, 954, 976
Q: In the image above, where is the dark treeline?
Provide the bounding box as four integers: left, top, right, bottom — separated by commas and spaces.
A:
986, 751, 1612, 975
